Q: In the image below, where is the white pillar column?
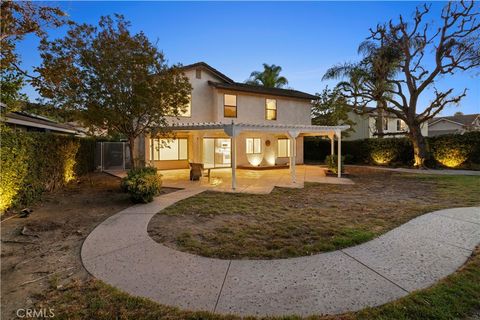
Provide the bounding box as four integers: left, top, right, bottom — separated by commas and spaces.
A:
288, 131, 299, 184
231, 135, 237, 190
330, 134, 334, 156
337, 130, 342, 178
224, 122, 239, 191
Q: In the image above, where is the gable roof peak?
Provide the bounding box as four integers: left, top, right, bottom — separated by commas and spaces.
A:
179, 62, 235, 83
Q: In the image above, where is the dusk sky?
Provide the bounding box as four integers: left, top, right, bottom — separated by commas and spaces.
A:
18, 1, 479, 116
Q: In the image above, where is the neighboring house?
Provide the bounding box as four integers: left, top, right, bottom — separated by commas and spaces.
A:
345, 107, 428, 141
138, 62, 349, 186
2, 110, 80, 135
428, 113, 480, 137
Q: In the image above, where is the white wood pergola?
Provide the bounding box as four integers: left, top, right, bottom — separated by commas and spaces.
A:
169, 122, 350, 190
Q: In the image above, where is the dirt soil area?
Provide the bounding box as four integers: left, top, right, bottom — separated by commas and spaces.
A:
0, 172, 175, 319
148, 167, 480, 259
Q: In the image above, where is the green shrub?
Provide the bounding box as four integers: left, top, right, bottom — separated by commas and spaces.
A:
121, 167, 162, 203
0, 130, 96, 213
305, 132, 480, 169
430, 132, 480, 168
325, 155, 344, 174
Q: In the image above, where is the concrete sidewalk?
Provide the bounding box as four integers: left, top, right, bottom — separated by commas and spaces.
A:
81, 189, 480, 317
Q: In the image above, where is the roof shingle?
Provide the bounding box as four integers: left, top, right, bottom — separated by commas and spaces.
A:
208, 81, 318, 101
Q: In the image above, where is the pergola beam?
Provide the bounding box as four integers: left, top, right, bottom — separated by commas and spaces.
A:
176, 122, 350, 190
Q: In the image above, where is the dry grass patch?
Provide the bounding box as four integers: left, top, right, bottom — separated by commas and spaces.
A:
1, 172, 177, 319
148, 168, 480, 259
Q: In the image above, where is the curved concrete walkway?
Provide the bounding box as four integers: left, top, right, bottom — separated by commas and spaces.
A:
81, 188, 480, 317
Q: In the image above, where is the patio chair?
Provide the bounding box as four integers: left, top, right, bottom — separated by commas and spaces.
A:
189, 162, 204, 181
189, 162, 212, 182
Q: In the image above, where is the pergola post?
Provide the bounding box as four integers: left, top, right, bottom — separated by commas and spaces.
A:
287, 131, 299, 183
329, 133, 334, 157
224, 122, 239, 191
231, 135, 237, 190
336, 130, 341, 178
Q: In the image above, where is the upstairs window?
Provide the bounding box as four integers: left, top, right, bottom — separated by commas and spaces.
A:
246, 138, 261, 154
266, 99, 277, 120
383, 118, 388, 130
277, 138, 291, 157
195, 69, 202, 79
397, 119, 406, 131
224, 94, 237, 118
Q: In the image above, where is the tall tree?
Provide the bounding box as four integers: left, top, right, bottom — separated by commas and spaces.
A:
323, 42, 401, 138
246, 63, 289, 88
328, 1, 480, 167
0, 1, 68, 112
311, 87, 356, 137
34, 15, 192, 168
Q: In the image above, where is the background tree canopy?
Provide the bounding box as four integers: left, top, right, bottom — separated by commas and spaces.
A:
246, 63, 289, 88
34, 14, 192, 168
0, 1, 68, 113
311, 87, 356, 137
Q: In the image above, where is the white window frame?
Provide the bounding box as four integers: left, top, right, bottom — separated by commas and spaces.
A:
277, 138, 290, 158
150, 138, 188, 161
265, 98, 277, 120
246, 138, 262, 154
224, 94, 237, 118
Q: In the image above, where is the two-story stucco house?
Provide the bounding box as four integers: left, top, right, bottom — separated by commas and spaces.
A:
140, 62, 349, 188
345, 107, 428, 141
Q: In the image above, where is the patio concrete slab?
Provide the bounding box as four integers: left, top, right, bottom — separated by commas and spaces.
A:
215, 251, 406, 316
81, 183, 480, 317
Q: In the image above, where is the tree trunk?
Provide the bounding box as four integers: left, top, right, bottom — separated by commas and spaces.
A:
408, 122, 428, 168
128, 136, 136, 170
376, 101, 384, 138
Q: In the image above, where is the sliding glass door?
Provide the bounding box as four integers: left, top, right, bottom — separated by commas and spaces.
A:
203, 138, 231, 168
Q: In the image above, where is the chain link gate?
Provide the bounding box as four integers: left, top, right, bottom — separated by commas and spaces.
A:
95, 142, 131, 171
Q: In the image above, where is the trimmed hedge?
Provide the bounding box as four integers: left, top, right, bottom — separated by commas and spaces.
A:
304, 131, 480, 169
0, 130, 96, 213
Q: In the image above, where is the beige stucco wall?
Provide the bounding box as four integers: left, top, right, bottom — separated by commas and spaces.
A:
164, 68, 220, 124
165, 67, 312, 126
213, 90, 312, 125
148, 66, 310, 170
236, 132, 303, 167
145, 131, 304, 170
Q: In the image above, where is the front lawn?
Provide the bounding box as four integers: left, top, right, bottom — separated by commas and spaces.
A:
148, 168, 480, 259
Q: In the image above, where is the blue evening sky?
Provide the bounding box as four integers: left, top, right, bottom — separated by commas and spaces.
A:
18, 1, 479, 116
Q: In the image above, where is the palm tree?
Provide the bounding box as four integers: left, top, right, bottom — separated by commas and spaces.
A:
246, 63, 288, 88
323, 41, 401, 138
